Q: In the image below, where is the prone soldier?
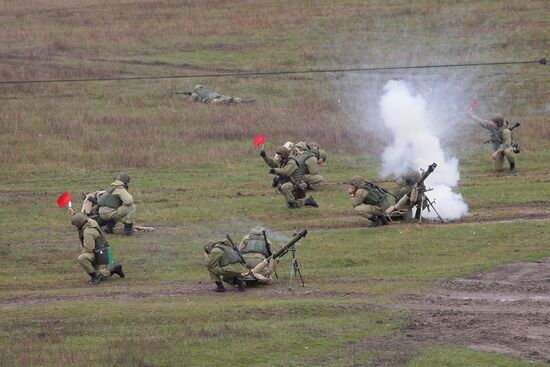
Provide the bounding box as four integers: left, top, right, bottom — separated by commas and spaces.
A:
187, 85, 256, 105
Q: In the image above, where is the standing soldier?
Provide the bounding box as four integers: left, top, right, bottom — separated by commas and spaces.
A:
469, 112, 517, 173
239, 227, 277, 281
348, 175, 390, 228
204, 239, 250, 292
70, 213, 124, 285
261, 146, 319, 209
97, 173, 136, 235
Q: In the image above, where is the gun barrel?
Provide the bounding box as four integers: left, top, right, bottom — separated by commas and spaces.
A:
271, 230, 308, 260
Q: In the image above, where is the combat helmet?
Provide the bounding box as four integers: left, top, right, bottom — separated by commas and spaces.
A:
250, 226, 265, 235
318, 149, 327, 163
204, 241, 216, 254
349, 175, 364, 188
490, 113, 504, 127
71, 213, 88, 228
116, 172, 131, 186
275, 146, 290, 159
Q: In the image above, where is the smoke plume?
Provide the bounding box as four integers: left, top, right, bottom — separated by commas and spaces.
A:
379, 80, 468, 221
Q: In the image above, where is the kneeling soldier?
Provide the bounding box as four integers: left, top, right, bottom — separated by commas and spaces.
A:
204, 239, 249, 292
239, 226, 277, 281
97, 172, 136, 235
71, 213, 125, 285
348, 175, 390, 228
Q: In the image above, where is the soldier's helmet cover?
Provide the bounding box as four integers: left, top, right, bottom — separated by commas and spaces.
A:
71, 213, 88, 228
275, 146, 290, 159
250, 226, 264, 235
349, 175, 364, 188
307, 141, 320, 150
194, 85, 205, 92
117, 173, 131, 186
204, 242, 216, 253
490, 113, 504, 127
318, 149, 327, 162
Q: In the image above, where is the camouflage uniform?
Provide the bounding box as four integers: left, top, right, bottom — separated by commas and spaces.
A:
190, 85, 255, 105
71, 214, 124, 285
239, 227, 276, 280
98, 173, 136, 234
263, 146, 319, 209
204, 239, 249, 292
392, 169, 422, 219
470, 113, 516, 173
297, 147, 327, 190
349, 175, 390, 227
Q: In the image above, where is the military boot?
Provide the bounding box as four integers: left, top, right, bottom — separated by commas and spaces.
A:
89, 273, 101, 285
104, 221, 116, 234
304, 196, 319, 208
367, 216, 382, 228
288, 202, 299, 209
509, 162, 516, 174
123, 223, 135, 236
234, 278, 246, 292
110, 264, 125, 278
213, 281, 225, 292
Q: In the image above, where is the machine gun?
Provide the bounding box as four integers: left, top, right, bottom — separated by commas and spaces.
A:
384, 163, 441, 222
175, 91, 192, 96
251, 229, 308, 288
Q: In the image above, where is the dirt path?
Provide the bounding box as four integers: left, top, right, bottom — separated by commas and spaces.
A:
382, 258, 550, 365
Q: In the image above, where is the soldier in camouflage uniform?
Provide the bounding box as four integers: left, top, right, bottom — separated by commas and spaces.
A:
469, 112, 516, 173
190, 85, 255, 105
239, 226, 277, 281
348, 175, 390, 228
261, 146, 319, 209
295, 143, 327, 190
204, 239, 250, 292
390, 169, 424, 220
71, 213, 124, 285
97, 173, 136, 235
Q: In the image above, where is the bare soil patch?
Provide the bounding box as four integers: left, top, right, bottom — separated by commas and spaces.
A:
384, 258, 550, 365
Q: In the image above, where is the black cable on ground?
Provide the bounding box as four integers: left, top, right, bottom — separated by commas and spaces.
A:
0, 58, 545, 85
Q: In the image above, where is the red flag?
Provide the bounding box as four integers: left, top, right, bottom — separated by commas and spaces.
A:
57, 192, 71, 208
467, 98, 477, 113
253, 133, 265, 147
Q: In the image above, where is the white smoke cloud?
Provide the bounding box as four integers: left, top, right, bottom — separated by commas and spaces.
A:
379, 80, 468, 221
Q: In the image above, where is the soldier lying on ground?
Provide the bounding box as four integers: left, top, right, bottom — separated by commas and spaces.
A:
204, 239, 250, 292
187, 85, 256, 105
261, 145, 319, 209
468, 111, 517, 174
69, 212, 124, 285
348, 175, 390, 228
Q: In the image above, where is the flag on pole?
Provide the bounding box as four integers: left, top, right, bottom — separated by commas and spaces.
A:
57, 192, 71, 208
467, 98, 477, 113
253, 133, 265, 147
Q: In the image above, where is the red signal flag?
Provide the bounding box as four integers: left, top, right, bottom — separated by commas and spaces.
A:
467, 98, 477, 113
57, 192, 71, 208
253, 133, 265, 147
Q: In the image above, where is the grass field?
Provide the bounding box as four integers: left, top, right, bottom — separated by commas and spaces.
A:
1, 1, 549, 366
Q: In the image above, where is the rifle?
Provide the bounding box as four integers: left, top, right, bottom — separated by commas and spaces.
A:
251, 230, 308, 275
508, 122, 521, 131
262, 230, 273, 258
364, 179, 398, 199
175, 91, 193, 96
385, 163, 437, 216
226, 235, 246, 265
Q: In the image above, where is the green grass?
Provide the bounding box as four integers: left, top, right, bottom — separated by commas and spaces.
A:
1, 0, 549, 366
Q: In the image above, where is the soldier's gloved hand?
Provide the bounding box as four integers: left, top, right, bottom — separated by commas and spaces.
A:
269, 168, 276, 174
260, 150, 267, 158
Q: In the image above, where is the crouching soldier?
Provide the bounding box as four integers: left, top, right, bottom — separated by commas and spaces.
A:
262, 146, 319, 209
348, 175, 390, 228
204, 239, 250, 292
98, 173, 136, 235
70, 213, 125, 285
239, 227, 277, 282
